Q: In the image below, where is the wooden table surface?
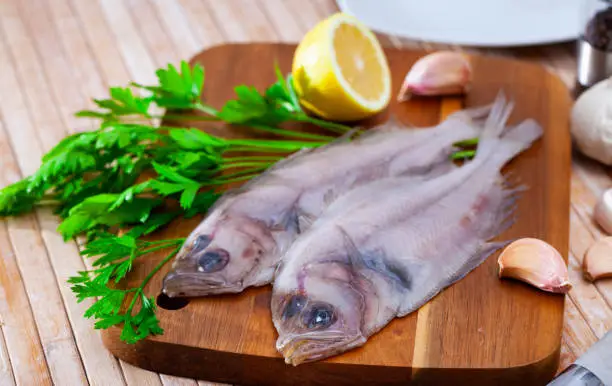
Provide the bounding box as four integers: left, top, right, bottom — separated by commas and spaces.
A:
0, 1, 609, 385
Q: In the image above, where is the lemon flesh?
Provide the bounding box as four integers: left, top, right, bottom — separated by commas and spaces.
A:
292, 13, 391, 122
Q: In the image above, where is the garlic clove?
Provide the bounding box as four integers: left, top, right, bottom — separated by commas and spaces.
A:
583, 236, 612, 282
594, 188, 612, 234
397, 51, 472, 102
498, 238, 571, 293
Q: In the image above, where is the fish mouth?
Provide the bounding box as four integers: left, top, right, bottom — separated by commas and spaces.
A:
161, 271, 242, 298
276, 332, 366, 366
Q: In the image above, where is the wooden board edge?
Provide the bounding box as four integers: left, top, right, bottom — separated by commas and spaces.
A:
411, 345, 561, 386
186, 42, 295, 67
543, 63, 573, 374
101, 326, 560, 386
98, 43, 572, 384
184, 42, 575, 88
101, 327, 413, 385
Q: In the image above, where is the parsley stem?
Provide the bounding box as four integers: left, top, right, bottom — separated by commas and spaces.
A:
246, 123, 334, 141
208, 167, 268, 185
222, 156, 282, 162
217, 161, 273, 171
450, 149, 476, 160
213, 165, 268, 181
294, 115, 352, 134
226, 139, 326, 151
139, 244, 183, 292
159, 114, 219, 122
210, 173, 260, 185
35, 199, 61, 207
223, 146, 292, 154
140, 239, 184, 252
125, 242, 184, 314
453, 137, 479, 148
194, 103, 220, 117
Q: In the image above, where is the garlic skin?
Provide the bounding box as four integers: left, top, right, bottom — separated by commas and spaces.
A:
498, 238, 571, 294
397, 51, 472, 102
583, 236, 612, 282
594, 188, 612, 234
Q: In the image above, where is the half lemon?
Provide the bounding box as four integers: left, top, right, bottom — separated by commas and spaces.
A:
292, 13, 392, 122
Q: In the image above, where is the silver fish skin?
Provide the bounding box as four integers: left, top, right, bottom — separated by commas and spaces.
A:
271, 105, 544, 365
161, 99, 501, 298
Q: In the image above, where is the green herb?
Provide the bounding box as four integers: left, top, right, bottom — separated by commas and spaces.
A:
453, 137, 479, 148
0, 60, 352, 343
0, 59, 477, 344
450, 149, 476, 160
69, 234, 184, 343
79, 61, 347, 140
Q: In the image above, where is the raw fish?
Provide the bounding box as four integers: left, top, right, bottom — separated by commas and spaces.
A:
271, 101, 543, 365
161, 99, 501, 297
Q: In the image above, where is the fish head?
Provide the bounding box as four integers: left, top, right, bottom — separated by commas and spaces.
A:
162, 214, 276, 297
272, 261, 367, 365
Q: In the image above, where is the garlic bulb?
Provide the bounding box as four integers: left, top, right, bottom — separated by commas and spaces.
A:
594, 188, 612, 234
397, 51, 472, 102
583, 236, 612, 282
498, 238, 571, 293
571, 76, 612, 165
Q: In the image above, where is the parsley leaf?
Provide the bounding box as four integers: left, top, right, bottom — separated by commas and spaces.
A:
58, 194, 162, 240
0, 179, 43, 216
0, 60, 360, 345
151, 162, 202, 210
78, 87, 152, 121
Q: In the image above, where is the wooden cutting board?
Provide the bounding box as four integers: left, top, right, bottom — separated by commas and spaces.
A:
102, 43, 572, 385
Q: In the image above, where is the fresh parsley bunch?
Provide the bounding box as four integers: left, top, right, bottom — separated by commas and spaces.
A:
0, 60, 352, 344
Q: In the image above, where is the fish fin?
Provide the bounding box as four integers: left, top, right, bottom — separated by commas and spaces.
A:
323, 126, 360, 145
448, 101, 493, 125
377, 114, 409, 130
480, 91, 514, 140
296, 208, 316, 233
484, 180, 526, 239
322, 188, 339, 207
270, 200, 318, 235
396, 240, 509, 318
444, 241, 511, 288
337, 225, 367, 270
464, 91, 514, 162
500, 118, 543, 145
337, 226, 414, 291
354, 116, 410, 140
447, 178, 525, 286
471, 103, 543, 171
481, 119, 543, 168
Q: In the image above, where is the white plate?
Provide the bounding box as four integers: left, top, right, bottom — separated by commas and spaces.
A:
336, 0, 582, 47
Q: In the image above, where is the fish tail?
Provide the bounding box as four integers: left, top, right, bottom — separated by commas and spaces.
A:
480, 91, 515, 142
448, 92, 508, 126
464, 92, 514, 160
484, 119, 543, 169
472, 89, 542, 169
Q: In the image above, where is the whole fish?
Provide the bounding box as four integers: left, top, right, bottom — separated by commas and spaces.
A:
271, 107, 543, 365
161, 97, 504, 298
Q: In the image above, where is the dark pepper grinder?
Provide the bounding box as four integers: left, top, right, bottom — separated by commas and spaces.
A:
578, 0, 612, 88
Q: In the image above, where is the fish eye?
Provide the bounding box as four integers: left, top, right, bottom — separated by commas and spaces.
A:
302, 303, 336, 329
191, 235, 212, 252
282, 294, 307, 320
198, 249, 229, 273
